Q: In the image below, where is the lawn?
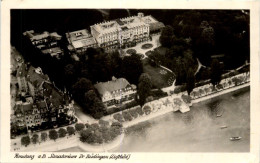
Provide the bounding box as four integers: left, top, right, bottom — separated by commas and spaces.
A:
142, 58, 175, 89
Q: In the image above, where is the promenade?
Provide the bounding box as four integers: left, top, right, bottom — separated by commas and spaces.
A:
15, 80, 250, 152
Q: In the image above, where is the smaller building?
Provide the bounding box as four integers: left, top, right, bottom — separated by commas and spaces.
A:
23, 30, 64, 59
94, 77, 137, 108
66, 29, 97, 54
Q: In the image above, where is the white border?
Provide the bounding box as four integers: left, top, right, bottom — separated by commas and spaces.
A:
1, 0, 260, 163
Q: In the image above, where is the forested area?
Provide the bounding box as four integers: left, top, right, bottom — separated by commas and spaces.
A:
11, 9, 249, 115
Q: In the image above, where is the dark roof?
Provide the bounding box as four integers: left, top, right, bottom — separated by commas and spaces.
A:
27, 66, 48, 87
36, 101, 47, 109
149, 22, 165, 31
94, 78, 130, 96
15, 103, 33, 115
42, 82, 64, 107
116, 19, 124, 26
16, 64, 27, 78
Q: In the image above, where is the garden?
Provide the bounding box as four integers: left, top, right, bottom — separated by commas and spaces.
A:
141, 43, 153, 50
142, 58, 175, 88
126, 49, 137, 55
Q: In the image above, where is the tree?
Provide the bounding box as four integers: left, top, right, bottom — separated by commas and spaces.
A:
84, 90, 105, 119
67, 126, 75, 136
21, 136, 30, 147
31, 134, 39, 144
159, 25, 174, 48
210, 59, 222, 86
186, 68, 195, 95
80, 129, 95, 144
58, 128, 67, 138
49, 130, 58, 141
41, 132, 47, 142
138, 73, 152, 105
75, 123, 85, 132
72, 78, 94, 103
121, 53, 143, 84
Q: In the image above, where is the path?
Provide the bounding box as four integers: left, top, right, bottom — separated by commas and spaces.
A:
194, 58, 206, 75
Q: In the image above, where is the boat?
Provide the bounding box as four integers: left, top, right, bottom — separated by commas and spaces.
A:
220, 126, 227, 129
230, 137, 242, 141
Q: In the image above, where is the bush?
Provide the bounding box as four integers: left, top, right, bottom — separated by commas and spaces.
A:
75, 123, 85, 132
106, 101, 138, 115
145, 96, 154, 103
126, 49, 137, 55
41, 132, 47, 142
102, 130, 112, 143
80, 129, 93, 143
150, 89, 168, 99
113, 113, 124, 122
181, 94, 192, 104
143, 105, 151, 115
21, 136, 30, 147
90, 123, 100, 132
111, 122, 123, 128
122, 111, 133, 121
67, 126, 75, 135
31, 134, 39, 144
135, 106, 144, 116
49, 130, 58, 141
58, 128, 67, 138
141, 43, 153, 49
98, 120, 109, 127
129, 109, 138, 118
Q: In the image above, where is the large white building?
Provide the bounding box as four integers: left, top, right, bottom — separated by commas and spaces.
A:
90, 13, 165, 51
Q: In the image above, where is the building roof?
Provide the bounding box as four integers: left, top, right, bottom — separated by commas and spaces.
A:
94, 78, 130, 96
149, 22, 165, 31
90, 14, 149, 37
16, 63, 27, 78
23, 30, 49, 41
22, 103, 33, 113
23, 30, 62, 42
41, 47, 63, 55
42, 82, 65, 107
72, 37, 97, 49
66, 29, 92, 42
27, 66, 48, 87
36, 101, 47, 109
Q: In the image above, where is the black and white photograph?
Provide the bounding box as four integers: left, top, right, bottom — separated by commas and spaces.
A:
1, 0, 260, 163
9, 8, 251, 152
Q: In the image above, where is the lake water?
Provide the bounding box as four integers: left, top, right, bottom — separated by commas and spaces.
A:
59, 87, 250, 152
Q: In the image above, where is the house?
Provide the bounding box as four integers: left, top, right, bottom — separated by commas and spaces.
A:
23, 30, 64, 59
90, 13, 164, 51
94, 77, 137, 108
16, 63, 28, 93
66, 29, 97, 54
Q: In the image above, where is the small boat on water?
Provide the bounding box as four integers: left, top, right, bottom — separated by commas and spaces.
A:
220, 126, 228, 129
230, 137, 242, 141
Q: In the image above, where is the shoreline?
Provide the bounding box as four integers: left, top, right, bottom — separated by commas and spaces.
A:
16, 82, 250, 152
121, 82, 250, 129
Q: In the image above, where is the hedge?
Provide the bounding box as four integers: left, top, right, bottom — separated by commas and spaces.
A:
113, 113, 124, 122
122, 111, 133, 121
135, 106, 144, 116
143, 105, 151, 115
129, 109, 138, 118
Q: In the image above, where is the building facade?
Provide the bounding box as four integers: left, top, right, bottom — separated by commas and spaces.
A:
66, 29, 98, 54
94, 77, 137, 108
23, 30, 64, 59
90, 13, 165, 51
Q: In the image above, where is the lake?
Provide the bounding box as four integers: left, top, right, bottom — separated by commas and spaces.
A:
59, 87, 250, 152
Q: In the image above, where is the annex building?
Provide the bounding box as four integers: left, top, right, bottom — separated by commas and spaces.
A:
94, 77, 137, 109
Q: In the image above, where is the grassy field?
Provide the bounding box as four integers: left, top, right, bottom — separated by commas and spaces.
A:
142, 58, 175, 89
